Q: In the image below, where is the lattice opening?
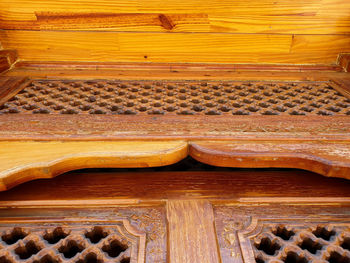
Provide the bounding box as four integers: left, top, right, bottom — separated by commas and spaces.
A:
120, 258, 130, 263
327, 251, 350, 263
0, 256, 12, 263
312, 226, 336, 241
254, 237, 281, 256
43, 227, 69, 244
272, 226, 295, 241
1, 80, 350, 116
1, 227, 28, 245
58, 240, 85, 258
14, 240, 42, 259
298, 237, 323, 254
282, 251, 308, 263
341, 237, 350, 251
102, 239, 128, 258
85, 227, 108, 244
33, 254, 60, 263
76, 252, 103, 263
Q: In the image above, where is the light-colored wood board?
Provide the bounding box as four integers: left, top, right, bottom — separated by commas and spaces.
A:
0, 0, 349, 34
0, 30, 296, 63
1, 31, 349, 64
166, 200, 220, 263
0, 140, 188, 191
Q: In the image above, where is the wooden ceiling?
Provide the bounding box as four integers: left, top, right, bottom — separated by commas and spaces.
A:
0, 0, 349, 65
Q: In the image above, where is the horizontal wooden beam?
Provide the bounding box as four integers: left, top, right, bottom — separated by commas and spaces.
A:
1, 0, 350, 34
1, 30, 349, 64
1, 139, 350, 190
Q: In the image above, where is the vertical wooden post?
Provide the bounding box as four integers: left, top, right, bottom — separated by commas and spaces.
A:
166, 200, 221, 263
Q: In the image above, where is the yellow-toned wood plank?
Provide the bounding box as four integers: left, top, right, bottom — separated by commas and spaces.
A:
2, 30, 350, 64
1, 30, 291, 63
1, 0, 349, 34
0, 30, 120, 62
290, 35, 350, 63
0, 141, 188, 191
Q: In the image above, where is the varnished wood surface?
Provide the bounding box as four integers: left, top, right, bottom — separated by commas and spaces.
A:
1, 115, 350, 141
0, 170, 349, 202
1, 0, 349, 64
1, 30, 349, 64
0, 141, 187, 191
0, 0, 349, 35
3, 63, 349, 80
166, 200, 220, 263
190, 141, 350, 179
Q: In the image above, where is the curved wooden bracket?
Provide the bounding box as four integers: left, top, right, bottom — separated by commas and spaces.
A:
189, 141, 350, 180
0, 140, 350, 191
0, 141, 188, 191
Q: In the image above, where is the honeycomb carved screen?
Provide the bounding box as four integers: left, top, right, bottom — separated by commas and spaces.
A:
0, 222, 141, 263
1, 80, 349, 116
0, 206, 167, 263
214, 205, 350, 263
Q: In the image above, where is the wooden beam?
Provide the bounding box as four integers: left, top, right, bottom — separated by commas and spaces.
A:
166, 200, 220, 263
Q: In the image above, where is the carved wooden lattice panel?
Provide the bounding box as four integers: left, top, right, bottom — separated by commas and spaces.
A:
0, 80, 349, 116
0, 222, 140, 263
252, 224, 350, 263
0, 207, 167, 263
214, 205, 350, 263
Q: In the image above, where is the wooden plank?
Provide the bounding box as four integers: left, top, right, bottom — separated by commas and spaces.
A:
0, 170, 349, 202
0, 0, 349, 34
0, 30, 293, 63
189, 141, 350, 180
166, 200, 220, 263
1, 30, 349, 64
0, 141, 188, 191
0, 115, 350, 141
3, 63, 348, 80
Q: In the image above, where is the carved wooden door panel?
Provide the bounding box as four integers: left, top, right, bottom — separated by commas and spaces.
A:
0, 168, 349, 263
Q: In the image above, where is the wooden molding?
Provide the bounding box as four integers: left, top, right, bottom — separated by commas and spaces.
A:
1, 140, 350, 191
189, 141, 350, 180
0, 141, 188, 191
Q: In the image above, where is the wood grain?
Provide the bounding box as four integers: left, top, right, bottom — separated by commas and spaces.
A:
0, 115, 350, 141
166, 200, 220, 263
0, 0, 349, 34
1, 30, 349, 64
0, 141, 188, 191
2, 139, 350, 190
0, 169, 349, 202
190, 141, 350, 180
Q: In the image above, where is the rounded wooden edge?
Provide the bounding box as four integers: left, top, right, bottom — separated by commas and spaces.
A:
189, 142, 350, 180
0, 141, 188, 191
1, 140, 350, 191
